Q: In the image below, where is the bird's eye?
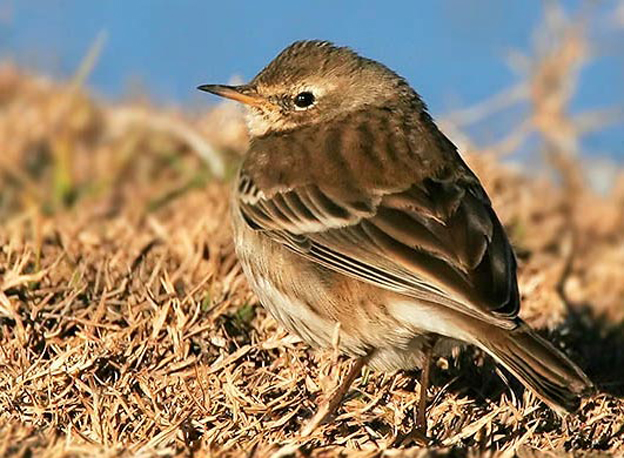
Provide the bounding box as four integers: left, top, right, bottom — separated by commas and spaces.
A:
293, 91, 315, 109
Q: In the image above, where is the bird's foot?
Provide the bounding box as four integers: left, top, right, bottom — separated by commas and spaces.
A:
396, 425, 432, 447
301, 356, 366, 437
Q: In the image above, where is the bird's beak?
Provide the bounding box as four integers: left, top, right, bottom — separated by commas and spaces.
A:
197, 84, 266, 108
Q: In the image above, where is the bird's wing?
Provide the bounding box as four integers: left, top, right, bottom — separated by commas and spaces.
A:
237, 170, 519, 329
236, 110, 520, 328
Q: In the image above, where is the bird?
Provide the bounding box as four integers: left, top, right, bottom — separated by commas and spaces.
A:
198, 40, 593, 437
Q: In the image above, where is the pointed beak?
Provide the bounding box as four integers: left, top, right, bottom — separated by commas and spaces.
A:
197, 84, 266, 108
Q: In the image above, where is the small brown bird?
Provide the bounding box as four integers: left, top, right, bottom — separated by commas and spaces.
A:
199, 40, 592, 435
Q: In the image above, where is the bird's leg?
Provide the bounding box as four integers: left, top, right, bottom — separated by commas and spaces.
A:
416, 337, 436, 433
301, 356, 367, 436
396, 338, 437, 447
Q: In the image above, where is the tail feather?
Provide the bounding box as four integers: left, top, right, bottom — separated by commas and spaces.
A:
477, 321, 594, 415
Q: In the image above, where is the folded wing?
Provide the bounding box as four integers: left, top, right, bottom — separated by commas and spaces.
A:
237, 162, 520, 329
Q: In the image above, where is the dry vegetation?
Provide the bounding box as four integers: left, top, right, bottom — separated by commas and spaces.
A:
1, 4, 624, 457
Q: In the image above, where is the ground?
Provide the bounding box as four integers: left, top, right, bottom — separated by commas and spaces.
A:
1, 65, 624, 457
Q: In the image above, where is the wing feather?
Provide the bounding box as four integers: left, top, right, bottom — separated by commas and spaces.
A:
238, 173, 519, 328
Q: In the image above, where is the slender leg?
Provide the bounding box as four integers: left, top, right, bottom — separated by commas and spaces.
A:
416, 340, 435, 435
394, 339, 438, 447
301, 356, 367, 436
396, 339, 437, 447
416, 339, 435, 432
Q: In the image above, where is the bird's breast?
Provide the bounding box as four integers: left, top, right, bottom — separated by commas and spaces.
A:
230, 191, 412, 356
230, 186, 463, 371
230, 194, 341, 349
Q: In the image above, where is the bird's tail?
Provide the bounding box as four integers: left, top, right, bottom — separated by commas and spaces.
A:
476, 320, 594, 415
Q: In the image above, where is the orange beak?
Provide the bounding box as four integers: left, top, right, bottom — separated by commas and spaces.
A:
197, 84, 266, 108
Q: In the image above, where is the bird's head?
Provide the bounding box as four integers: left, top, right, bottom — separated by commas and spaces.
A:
199, 40, 416, 137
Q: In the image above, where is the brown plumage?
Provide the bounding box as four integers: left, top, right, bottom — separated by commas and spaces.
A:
199, 40, 593, 431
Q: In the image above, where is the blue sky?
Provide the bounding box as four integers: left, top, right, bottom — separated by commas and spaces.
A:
1, 0, 622, 159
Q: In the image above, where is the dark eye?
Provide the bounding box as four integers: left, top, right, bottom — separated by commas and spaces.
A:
293, 91, 315, 109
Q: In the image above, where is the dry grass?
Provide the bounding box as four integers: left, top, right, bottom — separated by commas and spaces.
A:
1, 7, 624, 457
